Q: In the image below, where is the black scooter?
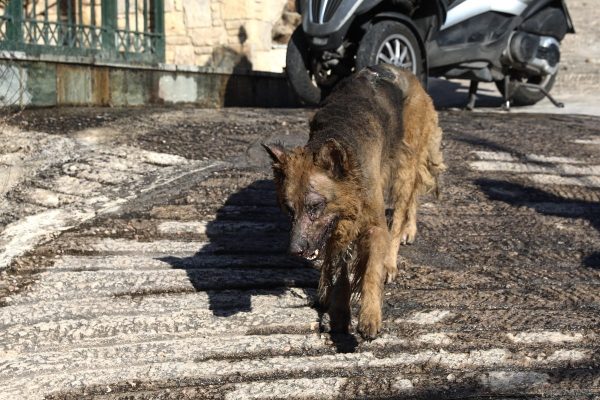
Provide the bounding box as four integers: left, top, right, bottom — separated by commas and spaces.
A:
286, 0, 574, 109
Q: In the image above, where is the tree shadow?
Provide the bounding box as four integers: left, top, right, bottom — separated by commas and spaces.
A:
476, 178, 600, 269
159, 179, 318, 317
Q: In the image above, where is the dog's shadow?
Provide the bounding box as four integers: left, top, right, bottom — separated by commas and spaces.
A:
159, 180, 302, 315
159, 179, 360, 352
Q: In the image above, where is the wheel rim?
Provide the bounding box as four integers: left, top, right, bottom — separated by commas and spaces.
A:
375, 34, 417, 73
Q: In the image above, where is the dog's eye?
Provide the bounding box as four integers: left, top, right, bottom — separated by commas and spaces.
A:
284, 203, 295, 217
307, 202, 324, 219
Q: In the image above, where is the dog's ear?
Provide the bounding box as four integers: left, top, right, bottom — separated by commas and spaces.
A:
316, 139, 349, 178
262, 143, 287, 167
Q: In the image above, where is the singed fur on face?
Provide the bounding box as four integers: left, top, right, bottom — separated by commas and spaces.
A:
264, 64, 445, 339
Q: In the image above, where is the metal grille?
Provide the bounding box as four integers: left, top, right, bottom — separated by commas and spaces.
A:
0, 0, 164, 64
0, 11, 7, 41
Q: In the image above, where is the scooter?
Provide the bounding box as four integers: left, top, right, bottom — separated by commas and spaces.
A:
286, 0, 575, 108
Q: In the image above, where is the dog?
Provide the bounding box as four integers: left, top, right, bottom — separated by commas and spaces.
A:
263, 64, 445, 339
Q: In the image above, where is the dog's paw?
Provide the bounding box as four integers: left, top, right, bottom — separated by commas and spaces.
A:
385, 264, 398, 283
357, 308, 382, 340
400, 225, 417, 245
400, 221, 417, 244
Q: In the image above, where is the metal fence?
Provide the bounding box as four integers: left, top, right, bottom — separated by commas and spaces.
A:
0, 0, 164, 63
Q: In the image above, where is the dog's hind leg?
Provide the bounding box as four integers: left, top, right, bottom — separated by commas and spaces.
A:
386, 168, 418, 282
426, 127, 446, 199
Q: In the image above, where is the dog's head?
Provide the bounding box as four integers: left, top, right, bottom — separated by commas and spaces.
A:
263, 139, 354, 260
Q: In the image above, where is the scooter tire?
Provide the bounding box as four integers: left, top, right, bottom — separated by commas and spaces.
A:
286, 27, 323, 106
496, 73, 557, 106
356, 20, 424, 84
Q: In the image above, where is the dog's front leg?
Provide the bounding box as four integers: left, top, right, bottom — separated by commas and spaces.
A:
327, 263, 351, 333
357, 226, 389, 339
318, 263, 351, 333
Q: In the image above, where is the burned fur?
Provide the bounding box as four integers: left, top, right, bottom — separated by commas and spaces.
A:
264, 64, 445, 339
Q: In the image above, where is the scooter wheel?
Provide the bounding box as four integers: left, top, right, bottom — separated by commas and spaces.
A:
285, 27, 323, 106
356, 20, 424, 83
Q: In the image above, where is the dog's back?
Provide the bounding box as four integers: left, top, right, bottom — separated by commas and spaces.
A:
308, 64, 443, 197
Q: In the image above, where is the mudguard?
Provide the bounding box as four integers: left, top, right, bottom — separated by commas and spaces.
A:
521, 0, 575, 33
300, 0, 448, 50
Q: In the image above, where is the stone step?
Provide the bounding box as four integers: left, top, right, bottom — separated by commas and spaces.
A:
63, 162, 142, 185
45, 254, 306, 272
0, 334, 331, 378
18, 187, 83, 208
220, 189, 280, 207
35, 253, 600, 289
98, 146, 189, 166
0, 307, 319, 352
1, 347, 594, 400
156, 220, 289, 236
0, 208, 96, 270
35, 175, 104, 197
32, 369, 600, 400
86, 153, 161, 174
386, 307, 600, 331
469, 160, 600, 176
62, 237, 288, 256
224, 377, 352, 400
529, 174, 600, 188
386, 286, 600, 310
3, 332, 593, 385
0, 289, 313, 327
5, 267, 318, 304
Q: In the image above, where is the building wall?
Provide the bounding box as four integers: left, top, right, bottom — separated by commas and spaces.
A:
0, 59, 299, 107
163, 0, 296, 73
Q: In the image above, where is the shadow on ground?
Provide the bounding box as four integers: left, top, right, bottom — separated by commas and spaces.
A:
429, 78, 503, 110
160, 180, 320, 316
476, 178, 600, 269
337, 363, 600, 399
160, 179, 361, 352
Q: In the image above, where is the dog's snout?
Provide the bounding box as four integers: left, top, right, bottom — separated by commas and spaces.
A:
289, 238, 308, 256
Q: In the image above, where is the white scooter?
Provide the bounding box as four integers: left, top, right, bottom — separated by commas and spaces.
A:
286, 0, 575, 108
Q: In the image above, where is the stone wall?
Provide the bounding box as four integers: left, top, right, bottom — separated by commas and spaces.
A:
163, 0, 296, 73
0, 58, 299, 108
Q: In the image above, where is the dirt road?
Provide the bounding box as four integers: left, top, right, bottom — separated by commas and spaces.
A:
0, 107, 598, 399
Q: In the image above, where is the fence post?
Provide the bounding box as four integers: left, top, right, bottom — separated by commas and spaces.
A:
5, 0, 23, 45
153, 0, 165, 62
101, 0, 117, 56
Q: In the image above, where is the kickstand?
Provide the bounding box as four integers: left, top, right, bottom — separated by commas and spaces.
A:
502, 75, 511, 111
520, 82, 565, 108
466, 80, 478, 110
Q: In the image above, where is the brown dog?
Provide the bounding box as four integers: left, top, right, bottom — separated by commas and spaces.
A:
263, 64, 445, 339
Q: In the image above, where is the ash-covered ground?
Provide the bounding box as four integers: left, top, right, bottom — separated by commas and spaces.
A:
0, 107, 598, 399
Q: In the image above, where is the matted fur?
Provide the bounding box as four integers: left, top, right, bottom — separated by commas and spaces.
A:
264, 64, 445, 339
